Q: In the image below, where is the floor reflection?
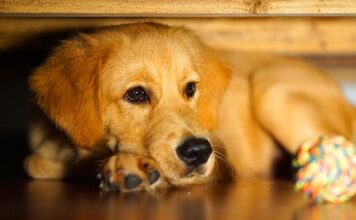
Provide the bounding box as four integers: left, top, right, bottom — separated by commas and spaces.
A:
23, 179, 356, 220
294, 203, 356, 220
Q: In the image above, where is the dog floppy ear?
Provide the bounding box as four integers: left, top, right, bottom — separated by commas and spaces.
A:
30, 34, 109, 148
175, 27, 231, 130
196, 50, 231, 130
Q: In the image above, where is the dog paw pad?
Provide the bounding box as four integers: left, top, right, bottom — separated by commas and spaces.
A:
102, 180, 120, 191
125, 174, 143, 189
100, 153, 166, 192
148, 170, 160, 184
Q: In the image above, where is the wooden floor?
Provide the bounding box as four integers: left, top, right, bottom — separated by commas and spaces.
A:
0, 178, 355, 220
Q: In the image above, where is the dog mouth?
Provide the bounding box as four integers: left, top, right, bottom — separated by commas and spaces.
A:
183, 165, 208, 177
163, 153, 215, 186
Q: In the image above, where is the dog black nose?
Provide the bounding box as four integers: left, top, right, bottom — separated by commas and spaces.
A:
176, 137, 212, 167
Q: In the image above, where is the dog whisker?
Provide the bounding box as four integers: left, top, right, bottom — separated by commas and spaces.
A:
214, 153, 230, 181
214, 150, 235, 179
212, 155, 220, 184
213, 150, 236, 180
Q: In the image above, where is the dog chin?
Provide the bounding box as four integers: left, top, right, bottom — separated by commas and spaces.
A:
166, 155, 215, 186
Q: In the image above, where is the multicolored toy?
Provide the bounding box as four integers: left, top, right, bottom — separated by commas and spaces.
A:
293, 135, 356, 203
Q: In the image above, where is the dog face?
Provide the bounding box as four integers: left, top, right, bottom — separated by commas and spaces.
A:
30, 23, 230, 185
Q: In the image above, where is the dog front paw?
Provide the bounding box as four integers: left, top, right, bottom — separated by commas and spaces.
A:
98, 153, 168, 192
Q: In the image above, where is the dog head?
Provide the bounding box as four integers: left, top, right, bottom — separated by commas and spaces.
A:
30, 22, 230, 185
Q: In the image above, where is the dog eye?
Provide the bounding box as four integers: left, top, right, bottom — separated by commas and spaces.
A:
124, 86, 149, 104
185, 82, 196, 98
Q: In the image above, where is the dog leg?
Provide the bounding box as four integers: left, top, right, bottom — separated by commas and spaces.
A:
24, 112, 110, 179
251, 60, 355, 153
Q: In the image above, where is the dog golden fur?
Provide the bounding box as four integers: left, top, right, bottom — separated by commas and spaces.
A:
25, 22, 356, 192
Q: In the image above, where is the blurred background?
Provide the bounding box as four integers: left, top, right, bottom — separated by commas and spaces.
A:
1, 17, 356, 177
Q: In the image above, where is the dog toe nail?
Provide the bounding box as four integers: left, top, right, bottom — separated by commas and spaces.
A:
148, 170, 160, 184
124, 175, 143, 189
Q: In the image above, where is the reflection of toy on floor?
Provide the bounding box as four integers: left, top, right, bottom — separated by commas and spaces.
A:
293, 135, 356, 203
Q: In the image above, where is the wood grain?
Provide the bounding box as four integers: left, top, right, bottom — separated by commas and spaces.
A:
1, 18, 356, 55
0, 0, 356, 16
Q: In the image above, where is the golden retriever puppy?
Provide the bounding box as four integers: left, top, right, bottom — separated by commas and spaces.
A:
25, 22, 356, 192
